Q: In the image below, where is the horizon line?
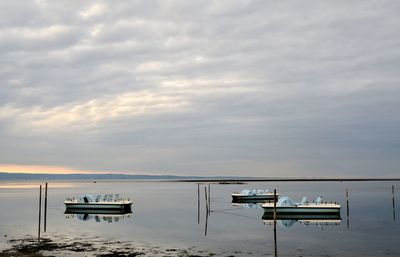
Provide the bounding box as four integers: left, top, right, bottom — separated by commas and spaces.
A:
1, 172, 400, 182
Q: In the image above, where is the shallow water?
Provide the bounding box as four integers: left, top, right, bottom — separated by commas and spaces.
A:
0, 180, 399, 256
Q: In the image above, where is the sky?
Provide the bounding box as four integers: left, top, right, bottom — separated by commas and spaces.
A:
0, 1, 399, 177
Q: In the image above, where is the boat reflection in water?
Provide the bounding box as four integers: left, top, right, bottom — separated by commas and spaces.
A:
265, 213, 341, 257
64, 209, 132, 223
231, 202, 263, 209
262, 212, 341, 228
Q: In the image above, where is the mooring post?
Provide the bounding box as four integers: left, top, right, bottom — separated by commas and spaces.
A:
346, 188, 350, 228
273, 189, 277, 222
204, 200, 209, 237
273, 188, 277, 257
392, 185, 396, 221
38, 185, 42, 242
44, 182, 48, 232
208, 184, 211, 216
204, 186, 209, 215
273, 220, 277, 257
197, 183, 200, 224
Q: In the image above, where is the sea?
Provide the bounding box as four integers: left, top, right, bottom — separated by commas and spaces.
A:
0, 180, 399, 256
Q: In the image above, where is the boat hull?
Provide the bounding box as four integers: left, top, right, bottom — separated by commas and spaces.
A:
64, 208, 132, 215
262, 212, 341, 220
262, 206, 340, 214
232, 194, 277, 202
65, 202, 132, 212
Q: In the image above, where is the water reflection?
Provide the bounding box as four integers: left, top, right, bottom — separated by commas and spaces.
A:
2, 181, 399, 257
262, 213, 341, 228
346, 188, 350, 228
64, 209, 132, 223
263, 208, 341, 256
392, 185, 396, 221
231, 202, 263, 209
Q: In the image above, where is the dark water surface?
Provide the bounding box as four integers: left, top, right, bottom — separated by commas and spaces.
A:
0, 180, 399, 256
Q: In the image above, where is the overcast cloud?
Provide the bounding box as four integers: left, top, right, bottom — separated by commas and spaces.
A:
1, 0, 399, 177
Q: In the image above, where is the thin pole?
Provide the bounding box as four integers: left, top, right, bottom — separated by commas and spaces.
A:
273, 188, 277, 257
392, 185, 396, 221
273, 189, 277, 222
346, 188, 349, 229
38, 185, 42, 242
204, 201, 208, 236
208, 184, 211, 216
273, 218, 277, 257
204, 187, 209, 215
44, 182, 48, 232
197, 183, 200, 224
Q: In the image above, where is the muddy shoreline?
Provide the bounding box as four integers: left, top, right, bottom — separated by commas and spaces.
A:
0, 235, 254, 257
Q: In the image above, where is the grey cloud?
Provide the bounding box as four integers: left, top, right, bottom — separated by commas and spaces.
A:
0, 0, 399, 176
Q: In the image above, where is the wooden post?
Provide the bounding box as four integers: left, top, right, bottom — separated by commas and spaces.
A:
208, 184, 211, 216
204, 187, 209, 215
346, 188, 349, 229
273, 219, 277, 257
273, 188, 277, 257
273, 189, 277, 222
197, 183, 200, 224
392, 185, 396, 221
38, 185, 42, 242
204, 200, 209, 237
44, 182, 48, 232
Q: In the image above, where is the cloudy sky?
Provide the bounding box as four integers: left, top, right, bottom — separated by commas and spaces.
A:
0, 0, 399, 177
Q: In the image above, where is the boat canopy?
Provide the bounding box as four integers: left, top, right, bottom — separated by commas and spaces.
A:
79, 194, 95, 203
76, 194, 125, 203
277, 196, 296, 207
239, 189, 270, 195
240, 189, 251, 195
276, 196, 327, 207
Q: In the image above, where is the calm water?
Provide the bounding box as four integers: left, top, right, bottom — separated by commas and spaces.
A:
0, 180, 399, 256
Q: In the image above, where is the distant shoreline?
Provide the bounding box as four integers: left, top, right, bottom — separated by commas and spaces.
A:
176, 178, 400, 182
1, 172, 399, 182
